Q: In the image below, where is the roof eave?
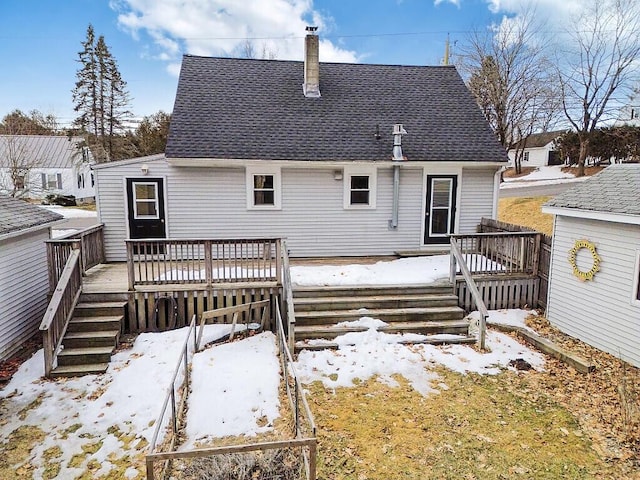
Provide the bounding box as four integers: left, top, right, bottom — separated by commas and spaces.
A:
542, 205, 640, 226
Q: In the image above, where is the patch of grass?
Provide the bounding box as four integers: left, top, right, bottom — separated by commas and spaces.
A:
0, 425, 46, 478
307, 370, 622, 479
42, 445, 62, 479
498, 196, 553, 235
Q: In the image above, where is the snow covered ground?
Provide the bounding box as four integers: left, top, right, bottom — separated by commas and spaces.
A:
0, 258, 545, 479
500, 165, 590, 189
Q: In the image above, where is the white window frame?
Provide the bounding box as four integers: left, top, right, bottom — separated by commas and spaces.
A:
246, 165, 281, 210
132, 181, 160, 219
633, 250, 640, 306
343, 166, 377, 209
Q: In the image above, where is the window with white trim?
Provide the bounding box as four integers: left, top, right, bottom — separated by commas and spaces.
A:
246, 166, 281, 210
633, 250, 640, 305
14, 175, 25, 190
523, 151, 530, 162
344, 167, 377, 209
41, 173, 62, 190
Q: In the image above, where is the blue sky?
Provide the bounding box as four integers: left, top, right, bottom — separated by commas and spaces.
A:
0, 0, 568, 128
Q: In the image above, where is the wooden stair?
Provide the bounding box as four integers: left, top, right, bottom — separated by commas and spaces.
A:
293, 284, 475, 352
50, 297, 126, 377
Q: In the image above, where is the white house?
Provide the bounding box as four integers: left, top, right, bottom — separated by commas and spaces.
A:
508, 131, 564, 168
0, 195, 62, 360
0, 135, 95, 203
542, 164, 640, 368
614, 91, 640, 127
94, 31, 508, 261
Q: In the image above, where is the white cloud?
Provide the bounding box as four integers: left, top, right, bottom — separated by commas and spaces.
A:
111, 0, 357, 76
434, 0, 461, 7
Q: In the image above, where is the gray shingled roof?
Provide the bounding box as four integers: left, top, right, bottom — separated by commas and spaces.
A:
545, 164, 640, 216
0, 194, 63, 237
166, 55, 509, 163
0, 135, 88, 169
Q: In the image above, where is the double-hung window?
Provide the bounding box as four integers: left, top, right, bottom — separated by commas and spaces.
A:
246, 166, 281, 210
344, 167, 377, 209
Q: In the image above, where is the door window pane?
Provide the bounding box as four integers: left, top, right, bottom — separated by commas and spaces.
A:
429, 178, 453, 237
134, 182, 159, 218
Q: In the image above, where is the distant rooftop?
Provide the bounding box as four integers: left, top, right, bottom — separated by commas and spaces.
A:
0, 135, 89, 169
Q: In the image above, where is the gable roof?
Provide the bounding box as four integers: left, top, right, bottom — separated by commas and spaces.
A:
0, 194, 63, 238
0, 135, 88, 169
512, 131, 564, 150
544, 164, 640, 223
166, 55, 508, 163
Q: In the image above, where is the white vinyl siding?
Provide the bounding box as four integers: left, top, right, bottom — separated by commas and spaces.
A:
95, 159, 501, 260
547, 216, 640, 367
0, 229, 50, 360
458, 168, 496, 234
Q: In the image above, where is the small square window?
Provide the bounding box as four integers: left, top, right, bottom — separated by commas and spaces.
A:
246, 167, 281, 210
254, 175, 275, 205
344, 168, 377, 209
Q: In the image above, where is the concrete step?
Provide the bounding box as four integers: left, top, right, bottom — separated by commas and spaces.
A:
292, 284, 453, 298
57, 346, 114, 367
68, 315, 123, 333
295, 334, 476, 352
294, 306, 465, 326
294, 320, 470, 341
74, 301, 127, 317
293, 294, 459, 312
63, 330, 119, 349
50, 362, 110, 377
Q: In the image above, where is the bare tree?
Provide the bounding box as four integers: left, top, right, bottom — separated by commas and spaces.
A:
557, 0, 640, 176
460, 10, 560, 173
239, 38, 278, 60
0, 134, 41, 198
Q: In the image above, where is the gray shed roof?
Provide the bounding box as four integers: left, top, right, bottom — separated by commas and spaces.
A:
545, 164, 640, 217
0, 194, 63, 237
166, 55, 508, 163
512, 130, 565, 150
0, 135, 88, 169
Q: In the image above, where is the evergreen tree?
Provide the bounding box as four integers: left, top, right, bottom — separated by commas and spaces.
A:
72, 24, 132, 161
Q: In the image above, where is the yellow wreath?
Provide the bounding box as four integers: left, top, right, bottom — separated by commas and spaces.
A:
568, 239, 601, 281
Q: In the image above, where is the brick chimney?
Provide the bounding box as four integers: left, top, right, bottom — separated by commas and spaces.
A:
303, 26, 320, 98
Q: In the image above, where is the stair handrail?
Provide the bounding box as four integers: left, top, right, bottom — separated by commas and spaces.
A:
280, 239, 297, 352
449, 237, 488, 350
39, 249, 83, 377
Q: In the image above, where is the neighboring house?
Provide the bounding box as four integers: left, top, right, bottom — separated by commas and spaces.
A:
542, 164, 640, 368
0, 194, 62, 360
0, 135, 95, 202
94, 31, 508, 261
508, 131, 564, 167
614, 92, 640, 127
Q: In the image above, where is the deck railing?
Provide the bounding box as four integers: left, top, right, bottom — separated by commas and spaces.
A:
449, 238, 488, 350
39, 250, 83, 377
449, 231, 541, 277
145, 298, 316, 480
280, 239, 297, 352
126, 238, 282, 289
46, 224, 105, 293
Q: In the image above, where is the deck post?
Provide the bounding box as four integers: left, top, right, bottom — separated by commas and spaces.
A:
275, 239, 282, 285
532, 233, 541, 277
126, 241, 135, 291
204, 240, 213, 287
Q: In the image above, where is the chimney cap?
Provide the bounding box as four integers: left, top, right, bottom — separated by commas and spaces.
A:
306, 26, 318, 32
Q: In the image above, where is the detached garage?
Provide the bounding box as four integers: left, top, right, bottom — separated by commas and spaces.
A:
543, 165, 640, 367
0, 195, 62, 360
